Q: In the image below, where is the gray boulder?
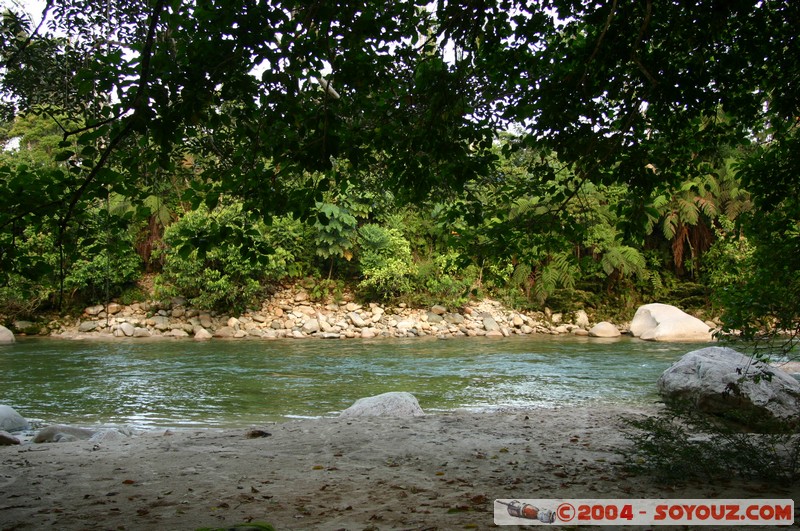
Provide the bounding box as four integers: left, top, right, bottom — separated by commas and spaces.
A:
588, 321, 621, 338
630, 303, 713, 342
340, 392, 424, 418
0, 405, 27, 431
33, 425, 96, 443
658, 347, 800, 429
0, 325, 14, 344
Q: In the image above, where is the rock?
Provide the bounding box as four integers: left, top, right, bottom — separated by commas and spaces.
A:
194, 328, 213, 340
348, 312, 367, 328
340, 392, 424, 418
573, 328, 590, 336
512, 315, 524, 327
630, 303, 713, 342
345, 302, 362, 312
444, 313, 465, 325
165, 328, 190, 338
133, 327, 151, 338
588, 322, 621, 338
0, 430, 20, 445
320, 332, 342, 339
213, 326, 236, 338
0, 405, 28, 431
483, 315, 500, 332
0, 325, 15, 344
106, 303, 122, 315
430, 304, 447, 315
78, 321, 98, 333
574, 310, 590, 329
85, 304, 105, 316
118, 322, 135, 337
302, 319, 320, 334
658, 347, 800, 429
149, 315, 171, 331
360, 328, 376, 339
485, 330, 504, 338
33, 425, 96, 443
199, 314, 213, 328
426, 312, 444, 323
171, 307, 186, 318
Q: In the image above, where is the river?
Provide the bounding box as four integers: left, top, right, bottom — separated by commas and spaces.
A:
0, 335, 708, 428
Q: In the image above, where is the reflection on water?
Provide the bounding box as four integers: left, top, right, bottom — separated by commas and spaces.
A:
0, 335, 709, 428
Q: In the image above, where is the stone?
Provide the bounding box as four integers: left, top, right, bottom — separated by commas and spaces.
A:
430, 304, 447, 315
345, 302, 362, 312
630, 303, 713, 342
588, 322, 621, 338
396, 320, 415, 330
658, 347, 800, 430
149, 315, 171, 330
574, 310, 590, 329
165, 328, 190, 338
426, 312, 444, 323
78, 321, 98, 333
33, 425, 96, 443
227, 317, 240, 328
0, 325, 15, 344
483, 315, 500, 332
485, 330, 504, 338
444, 313, 465, 325
171, 307, 186, 318
85, 304, 105, 316
133, 327, 151, 338
340, 392, 424, 418
199, 314, 213, 328
360, 328, 376, 339
106, 303, 122, 315
194, 328, 213, 340
294, 291, 309, 302
348, 312, 367, 328
0, 405, 28, 431
213, 326, 236, 338
512, 315, 524, 327
118, 322, 135, 337
302, 319, 320, 334
319, 332, 342, 339
0, 430, 20, 445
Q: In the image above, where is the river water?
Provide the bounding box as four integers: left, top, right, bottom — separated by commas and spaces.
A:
0, 336, 709, 428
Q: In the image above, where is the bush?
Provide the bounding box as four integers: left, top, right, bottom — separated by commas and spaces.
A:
357, 224, 417, 300
156, 203, 271, 312
621, 404, 800, 485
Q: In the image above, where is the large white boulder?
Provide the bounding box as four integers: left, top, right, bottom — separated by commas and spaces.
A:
340, 392, 424, 418
0, 325, 15, 344
658, 347, 800, 428
630, 303, 713, 342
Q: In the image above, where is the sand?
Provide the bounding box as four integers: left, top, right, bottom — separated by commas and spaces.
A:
1, 405, 797, 530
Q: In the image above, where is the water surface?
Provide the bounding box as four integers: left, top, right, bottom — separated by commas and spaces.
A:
0, 335, 707, 428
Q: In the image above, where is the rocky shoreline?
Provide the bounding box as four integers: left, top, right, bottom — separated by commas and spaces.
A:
7, 286, 633, 341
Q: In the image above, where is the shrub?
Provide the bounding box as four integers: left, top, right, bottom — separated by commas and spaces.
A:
621, 404, 800, 485
156, 202, 270, 312
357, 224, 417, 300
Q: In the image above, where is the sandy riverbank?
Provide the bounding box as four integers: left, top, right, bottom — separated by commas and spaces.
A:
2, 405, 796, 530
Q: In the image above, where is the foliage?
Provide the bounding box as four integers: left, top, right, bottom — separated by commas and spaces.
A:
356, 223, 417, 301
622, 405, 800, 485
156, 202, 272, 312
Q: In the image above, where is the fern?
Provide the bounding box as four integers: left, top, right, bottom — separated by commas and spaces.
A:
600, 245, 647, 279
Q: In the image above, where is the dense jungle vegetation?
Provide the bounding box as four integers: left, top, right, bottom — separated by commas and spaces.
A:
0, 0, 798, 354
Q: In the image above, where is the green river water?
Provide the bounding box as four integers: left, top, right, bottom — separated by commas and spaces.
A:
0, 335, 710, 428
